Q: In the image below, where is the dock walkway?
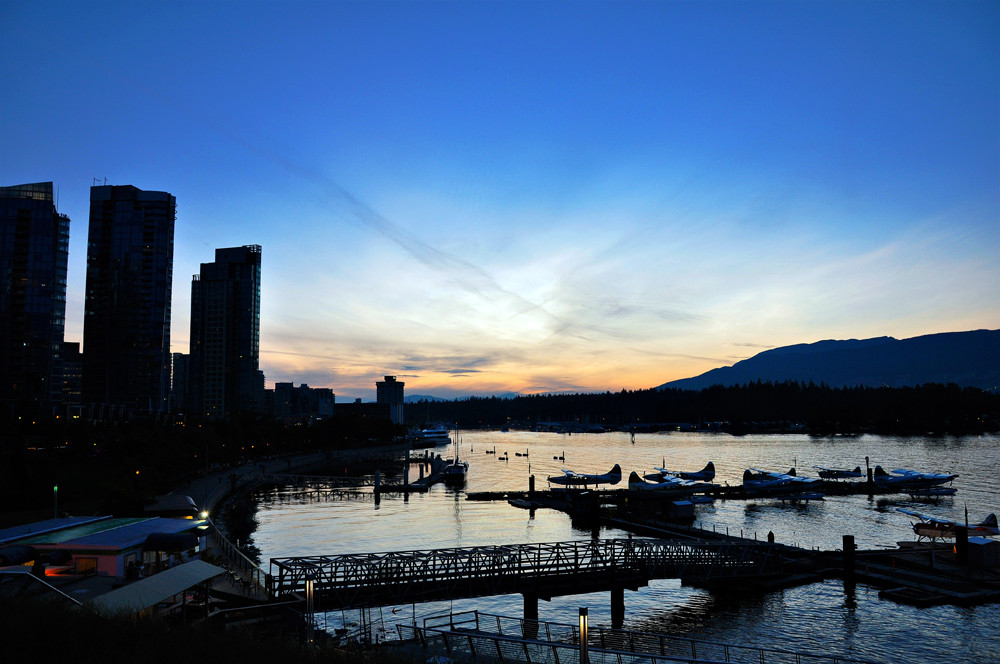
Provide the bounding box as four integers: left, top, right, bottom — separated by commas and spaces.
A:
394, 610, 883, 664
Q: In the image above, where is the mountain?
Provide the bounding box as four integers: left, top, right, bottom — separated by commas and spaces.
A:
405, 394, 449, 403
406, 391, 524, 402
658, 329, 1000, 392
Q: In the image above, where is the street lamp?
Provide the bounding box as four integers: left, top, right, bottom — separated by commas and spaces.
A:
53, 485, 58, 519
579, 607, 589, 664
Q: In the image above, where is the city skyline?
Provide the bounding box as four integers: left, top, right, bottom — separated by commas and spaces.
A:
3, 1, 998, 401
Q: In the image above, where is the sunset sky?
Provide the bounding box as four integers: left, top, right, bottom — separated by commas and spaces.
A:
3, 1, 998, 400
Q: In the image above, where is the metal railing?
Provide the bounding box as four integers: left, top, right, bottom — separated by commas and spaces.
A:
208, 519, 271, 595
398, 621, 727, 664
407, 611, 882, 664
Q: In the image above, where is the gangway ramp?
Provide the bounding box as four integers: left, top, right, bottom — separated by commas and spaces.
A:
270, 538, 784, 608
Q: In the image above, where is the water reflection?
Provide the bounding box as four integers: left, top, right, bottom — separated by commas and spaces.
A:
247, 432, 1000, 664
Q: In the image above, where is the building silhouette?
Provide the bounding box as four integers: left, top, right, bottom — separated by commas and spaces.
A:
0, 182, 70, 418
169, 352, 189, 413
189, 245, 262, 418
61, 341, 83, 411
376, 375, 405, 424
270, 382, 333, 423
83, 185, 175, 417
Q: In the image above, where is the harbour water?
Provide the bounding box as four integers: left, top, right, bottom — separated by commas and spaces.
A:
246, 432, 1000, 663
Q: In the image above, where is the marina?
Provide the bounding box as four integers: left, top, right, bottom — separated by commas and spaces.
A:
243, 431, 1000, 663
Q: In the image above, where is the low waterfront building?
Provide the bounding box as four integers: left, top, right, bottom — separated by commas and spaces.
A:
0, 515, 208, 579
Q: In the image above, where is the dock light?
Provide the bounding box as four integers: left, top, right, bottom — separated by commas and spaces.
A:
53, 485, 58, 519
579, 607, 589, 664
200, 511, 209, 519
305, 573, 316, 644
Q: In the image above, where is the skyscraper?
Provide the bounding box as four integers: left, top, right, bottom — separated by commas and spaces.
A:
83, 185, 175, 416
376, 375, 405, 424
0, 182, 70, 418
189, 245, 261, 418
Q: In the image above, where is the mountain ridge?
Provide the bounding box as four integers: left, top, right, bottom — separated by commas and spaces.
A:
658, 329, 1000, 392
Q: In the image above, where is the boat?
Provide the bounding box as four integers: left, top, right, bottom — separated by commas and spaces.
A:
442, 429, 468, 484
813, 465, 863, 480
548, 464, 622, 487
628, 471, 714, 496
742, 467, 821, 496
646, 461, 716, 482
442, 458, 468, 484
412, 424, 451, 448
872, 466, 958, 490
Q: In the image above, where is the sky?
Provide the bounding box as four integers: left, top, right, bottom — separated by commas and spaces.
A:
2, 1, 998, 401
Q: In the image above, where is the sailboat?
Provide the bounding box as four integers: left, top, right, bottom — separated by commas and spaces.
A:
442, 425, 468, 484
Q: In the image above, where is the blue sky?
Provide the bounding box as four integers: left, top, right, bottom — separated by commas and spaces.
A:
2, 1, 998, 400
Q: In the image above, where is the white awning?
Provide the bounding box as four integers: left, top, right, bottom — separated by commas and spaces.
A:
90, 559, 225, 616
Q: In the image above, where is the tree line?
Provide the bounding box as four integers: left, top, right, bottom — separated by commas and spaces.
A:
405, 381, 1000, 434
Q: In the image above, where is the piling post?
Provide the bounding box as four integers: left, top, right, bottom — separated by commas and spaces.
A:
843, 535, 856, 581
529, 475, 535, 496
374, 469, 381, 494
610, 587, 625, 629
523, 593, 538, 622
955, 526, 969, 565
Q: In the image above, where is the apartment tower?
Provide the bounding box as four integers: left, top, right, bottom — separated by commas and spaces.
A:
376, 375, 405, 424
83, 185, 175, 416
189, 245, 262, 418
0, 182, 70, 418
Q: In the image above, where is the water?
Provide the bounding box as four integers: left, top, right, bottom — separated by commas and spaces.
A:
247, 432, 1000, 663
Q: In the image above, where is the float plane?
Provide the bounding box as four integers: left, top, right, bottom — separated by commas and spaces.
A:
627, 471, 714, 495
813, 465, 864, 480
873, 466, 958, 491
548, 464, 622, 487
742, 467, 823, 499
646, 461, 716, 482
897, 509, 999, 541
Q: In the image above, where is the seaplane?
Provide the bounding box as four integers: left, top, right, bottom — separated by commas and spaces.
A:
547, 464, 622, 487
872, 466, 958, 491
897, 509, 999, 542
645, 461, 716, 482
813, 465, 864, 480
627, 471, 714, 496
742, 467, 823, 500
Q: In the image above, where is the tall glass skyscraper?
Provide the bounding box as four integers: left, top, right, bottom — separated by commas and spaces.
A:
0, 182, 70, 418
189, 245, 262, 418
83, 185, 175, 416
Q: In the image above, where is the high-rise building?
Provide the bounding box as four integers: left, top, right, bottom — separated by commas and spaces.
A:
83, 185, 175, 416
0, 182, 70, 418
169, 352, 189, 413
189, 245, 261, 418
376, 375, 405, 424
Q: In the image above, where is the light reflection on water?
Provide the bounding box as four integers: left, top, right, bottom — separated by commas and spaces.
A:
249, 432, 1000, 664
